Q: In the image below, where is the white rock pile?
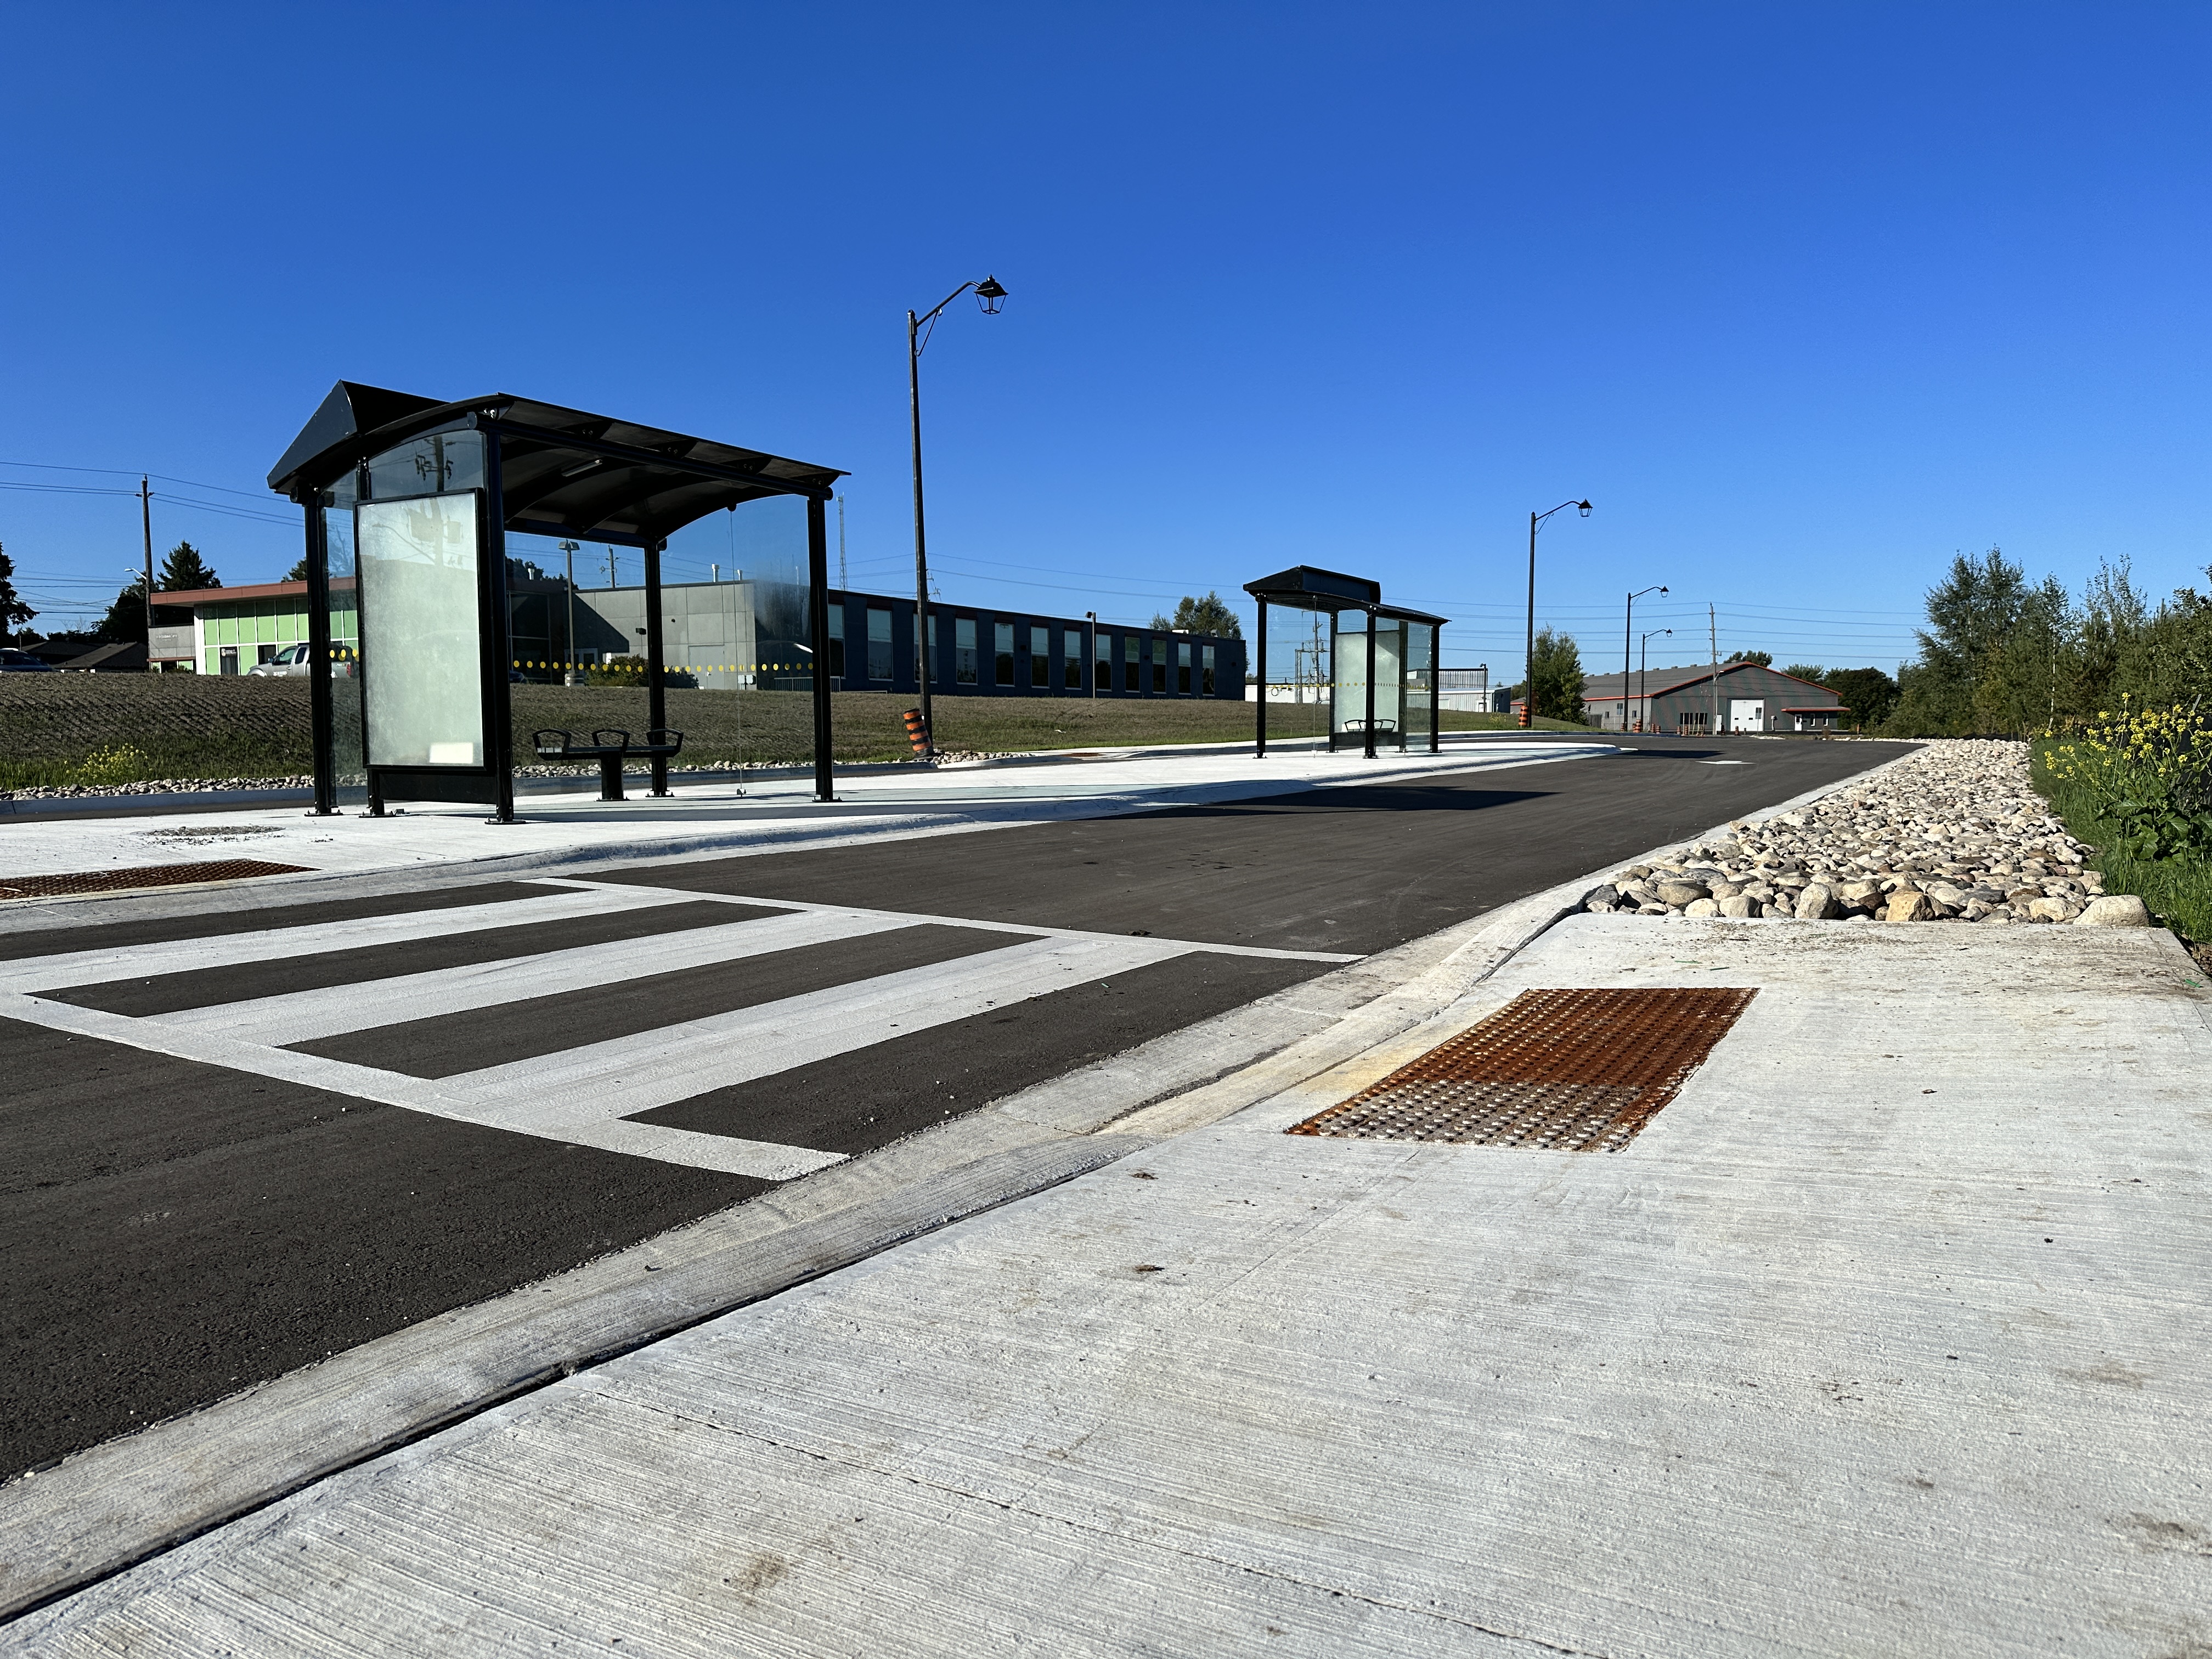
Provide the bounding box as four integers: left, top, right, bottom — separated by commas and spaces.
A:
1588, 738, 2153, 928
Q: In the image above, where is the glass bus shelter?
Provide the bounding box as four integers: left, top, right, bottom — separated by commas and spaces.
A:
1243, 565, 1446, 759
267, 382, 845, 821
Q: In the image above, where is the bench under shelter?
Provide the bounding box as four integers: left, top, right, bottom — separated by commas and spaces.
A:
268, 382, 845, 820
1243, 566, 1447, 758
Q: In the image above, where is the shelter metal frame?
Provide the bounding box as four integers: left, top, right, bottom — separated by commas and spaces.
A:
1243, 565, 1446, 760
269, 383, 845, 821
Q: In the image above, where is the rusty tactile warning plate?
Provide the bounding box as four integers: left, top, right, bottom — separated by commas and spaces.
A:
1288, 986, 1757, 1153
0, 860, 312, 900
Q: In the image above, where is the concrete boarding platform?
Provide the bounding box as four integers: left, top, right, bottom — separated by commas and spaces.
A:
13, 912, 2207, 1656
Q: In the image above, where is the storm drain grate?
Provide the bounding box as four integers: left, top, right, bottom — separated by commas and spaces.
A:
0, 860, 312, 900
1288, 986, 1757, 1153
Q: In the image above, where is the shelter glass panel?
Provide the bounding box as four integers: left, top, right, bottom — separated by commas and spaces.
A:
1406, 624, 1435, 742
323, 491, 363, 804
357, 492, 484, 768
362, 430, 484, 501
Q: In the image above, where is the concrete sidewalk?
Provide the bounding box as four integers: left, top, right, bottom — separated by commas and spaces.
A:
13, 911, 2208, 1656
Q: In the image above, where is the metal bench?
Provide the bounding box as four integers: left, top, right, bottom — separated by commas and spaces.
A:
532, 727, 684, 801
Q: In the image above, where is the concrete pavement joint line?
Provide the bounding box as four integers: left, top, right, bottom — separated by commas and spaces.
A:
535, 877, 1366, 963
596, 1391, 1609, 1658
0, 1132, 1148, 1626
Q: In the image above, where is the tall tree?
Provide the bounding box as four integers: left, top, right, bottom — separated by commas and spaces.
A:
1528, 627, 1586, 723
1824, 667, 1900, 730
159, 541, 219, 591
95, 577, 153, 645
1726, 649, 1773, 667
0, 541, 35, 643
1152, 591, 1243, 636
1781, 663, 1826, 682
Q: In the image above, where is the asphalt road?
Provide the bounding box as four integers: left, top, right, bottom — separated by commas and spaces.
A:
0, 737, 1913, 1475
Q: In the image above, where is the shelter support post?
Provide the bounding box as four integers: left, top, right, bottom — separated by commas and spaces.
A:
1430, 622, 1441, 753
808, 495, 836, 802
1254, 598, 1268, 758
1363, 611, 1378, 759
645, 540, 669, 797
483, 430, 517, 823
302, 496, 336, 815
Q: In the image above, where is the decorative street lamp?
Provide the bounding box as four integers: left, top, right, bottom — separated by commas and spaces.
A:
1622, 583, 1667, 732
1640, 627, 1672, 732
908, 274, 1008, 755
1522, 499, 1591, 726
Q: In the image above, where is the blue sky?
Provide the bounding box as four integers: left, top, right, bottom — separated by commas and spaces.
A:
1, 2, 2205, 680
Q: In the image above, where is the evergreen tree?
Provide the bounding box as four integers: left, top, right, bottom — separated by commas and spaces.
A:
1781, 663, 1826, 682
1726, 649, 1773, 667
0, 541, 35, 642
158, 541, 219, 591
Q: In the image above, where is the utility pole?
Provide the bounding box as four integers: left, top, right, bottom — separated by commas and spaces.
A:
140, 476, 155, 664
606, 546, 618, 589
1709, 604, 1722, 735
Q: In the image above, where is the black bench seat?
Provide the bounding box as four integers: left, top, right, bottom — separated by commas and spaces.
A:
532, 727, 684, 801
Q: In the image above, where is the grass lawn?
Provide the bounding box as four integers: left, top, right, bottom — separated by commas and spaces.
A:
0, 675, 1596, 787
2032, 739, 2212, 952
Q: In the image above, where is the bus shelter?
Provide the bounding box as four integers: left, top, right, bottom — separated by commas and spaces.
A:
268, 382, 844, 821
1243, 566, 1446, 759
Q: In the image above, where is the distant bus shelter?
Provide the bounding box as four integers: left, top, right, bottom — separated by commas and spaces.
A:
1243, 566, 1446, 759
268, 382, 844, 821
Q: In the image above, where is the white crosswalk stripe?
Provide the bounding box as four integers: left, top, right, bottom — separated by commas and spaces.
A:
3, 884, 1340, 1179
0, 884, 698, 996
146, 905, 905, 1048
430, 932, 1194, 1131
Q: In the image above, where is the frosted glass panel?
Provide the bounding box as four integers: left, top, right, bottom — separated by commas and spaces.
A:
357, 494, 484, 768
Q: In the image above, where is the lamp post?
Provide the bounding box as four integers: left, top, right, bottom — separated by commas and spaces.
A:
1639, 627, 1671, 732
1621, 583, 1666, 732
908, 273, 1008, 757
1522, 499, 1591, 726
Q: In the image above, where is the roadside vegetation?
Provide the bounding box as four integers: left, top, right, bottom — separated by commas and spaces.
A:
2033, 703, 2212, 947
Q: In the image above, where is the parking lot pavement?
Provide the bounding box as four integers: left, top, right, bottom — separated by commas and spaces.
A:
2, 737, 1912, 1483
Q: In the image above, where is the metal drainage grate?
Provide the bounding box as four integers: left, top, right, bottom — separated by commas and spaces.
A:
0, 860, 312, 901
1288, 986, 1757, 1153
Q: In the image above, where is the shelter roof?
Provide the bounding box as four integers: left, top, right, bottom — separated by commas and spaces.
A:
268, 381, 845, 547
1243, 564, 1447, 626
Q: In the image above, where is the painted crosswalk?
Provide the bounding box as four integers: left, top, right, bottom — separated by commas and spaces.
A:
4, 878, 1361, 1180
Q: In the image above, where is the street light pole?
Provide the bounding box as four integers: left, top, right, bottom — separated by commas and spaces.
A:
1640, 627, 1672, 733
1622, 583, 1666, 732
1523, 499, 1592, 726
908, 274, 1007, 758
